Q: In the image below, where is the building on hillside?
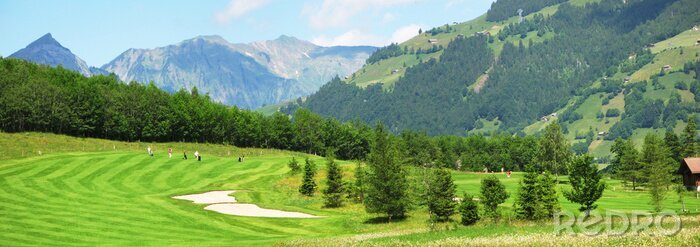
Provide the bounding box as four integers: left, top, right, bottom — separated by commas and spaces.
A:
696, 39, 700, 46
428, 39, 438, 44
678, 158, 700, 189
663, 65, 672, 72
624, 77, 632, 83
476, 31, 491, 37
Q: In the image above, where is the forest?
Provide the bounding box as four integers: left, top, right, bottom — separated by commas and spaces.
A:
486, 0, 566, 22
0, 57, 574, 173
294, 0, 700, 135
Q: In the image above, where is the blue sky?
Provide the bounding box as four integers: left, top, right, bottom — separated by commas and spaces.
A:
0, 0, 494, 66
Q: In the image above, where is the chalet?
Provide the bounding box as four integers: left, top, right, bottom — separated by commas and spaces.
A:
679, 158, 700, 189
624, 77, 632, 83
457, 34, 465, 38
597, 131, 608, 136
391, 69, 400, 74
696, 39, 700, 46
541, 116, 549, 122
428, 39, 438, 44
476, 31, 491, 37
550, 113, 558, 117
663, 65, 672, 72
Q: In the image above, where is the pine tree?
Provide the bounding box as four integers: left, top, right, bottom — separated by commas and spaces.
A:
537, 171, 560, 219
480, 175, 509, 221
682, 116, 698, 158
564, 155, 605, 217
352, 163, 366, 203
299, 158, 317, 196
426, 168, 457, 222
365, 123, 409, 221
323, 155, 344, 207
611, 138, 642, 190
458, 193, 479, 226
288, 157, 301, 174
641, 134, 675, 212
515, 165, 540, 220
665, 131, 682, 163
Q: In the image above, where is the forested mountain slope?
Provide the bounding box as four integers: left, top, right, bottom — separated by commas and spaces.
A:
289, 0, 700, 150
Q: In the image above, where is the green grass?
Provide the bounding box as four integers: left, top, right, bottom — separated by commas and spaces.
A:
467, 118, 502, 135
630, 46, 700, 83
643, 72, 697, 104
651, 28, 700, 54
349, 52, 441, 89
3, 132, 700, 246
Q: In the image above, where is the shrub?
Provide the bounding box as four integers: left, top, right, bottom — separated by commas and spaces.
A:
458, 193, 479, 225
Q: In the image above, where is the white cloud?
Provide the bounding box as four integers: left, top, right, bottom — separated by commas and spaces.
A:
312, 24, 421, 47
215, 0, 271, 25
305, 0, 418, 30
389, 24, 421, 44
312, 30, 385, 47
445, 0, 465, 9
382, 13, 397, 23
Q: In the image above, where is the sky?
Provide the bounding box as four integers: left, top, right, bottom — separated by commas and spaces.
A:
0, 0, 494, 66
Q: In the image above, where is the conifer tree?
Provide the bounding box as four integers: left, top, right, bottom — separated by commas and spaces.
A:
288, 157, 301, 174
515, 165, 540, 220
682, 116, 698, 158
641, 134, 675, 212
426, 168, 457, 222
323, 155, 344, 207
611, 138, 642, 189
458, 193, 479, 226
664, 131, 682, 163
537, 171, 559, 219
352, 163, 366, 203
515, 165, 560, 221
365, 123, 409, 221
299, 158, 317, 196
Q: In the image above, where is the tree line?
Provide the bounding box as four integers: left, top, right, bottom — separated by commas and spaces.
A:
609, 117, 698, 211
0, 58, 373, 160
295, 122, 605, 224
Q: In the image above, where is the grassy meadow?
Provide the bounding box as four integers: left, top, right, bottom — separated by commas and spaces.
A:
1, 132, 700, 246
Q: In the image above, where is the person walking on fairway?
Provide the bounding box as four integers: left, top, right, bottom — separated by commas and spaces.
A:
183, 151, 188, 160
147, 146, 153, 157
168, 148, 172, 159
194, 151, 200, 161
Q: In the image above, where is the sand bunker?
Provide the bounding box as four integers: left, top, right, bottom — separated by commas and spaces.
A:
173, 191, 320, 218
205, 203, 320, 218
173, 190, 237, 204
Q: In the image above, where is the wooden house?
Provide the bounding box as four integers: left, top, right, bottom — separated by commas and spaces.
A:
679, 158, 700, 188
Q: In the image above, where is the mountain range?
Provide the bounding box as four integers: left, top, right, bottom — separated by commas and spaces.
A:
9, 33, 375, 109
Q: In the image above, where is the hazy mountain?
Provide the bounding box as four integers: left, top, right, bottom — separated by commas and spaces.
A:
103, 35, 375, 108
9, 33, 107, 76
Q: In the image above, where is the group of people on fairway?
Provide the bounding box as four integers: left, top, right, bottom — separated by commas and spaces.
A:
147, 146, 202, 161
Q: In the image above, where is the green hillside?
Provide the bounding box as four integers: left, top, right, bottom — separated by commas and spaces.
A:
346, 2, 568, 89
297, 0, 700, 159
